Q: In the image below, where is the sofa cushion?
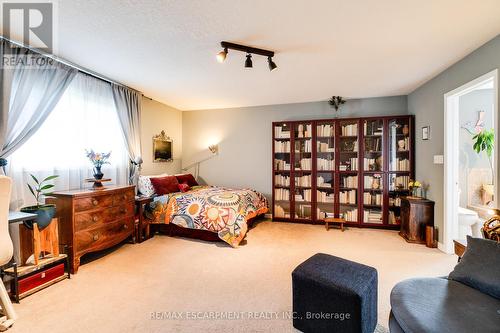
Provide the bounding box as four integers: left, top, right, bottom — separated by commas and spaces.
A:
390, 278, 500, 333
448, 235, 500, 299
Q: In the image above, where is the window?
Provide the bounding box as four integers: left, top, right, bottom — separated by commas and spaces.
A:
9, 73, 128, 209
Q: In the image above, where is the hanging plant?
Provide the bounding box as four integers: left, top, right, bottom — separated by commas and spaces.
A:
328, 96, 346, 114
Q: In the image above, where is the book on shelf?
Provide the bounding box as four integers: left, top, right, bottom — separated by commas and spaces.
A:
364, 137, 381, 151
295, 189, 312, 202
295, 174, 312, 187
274, 204, 290, 218
274, 126, 290, 139
275, 188, 290, 201
316, 209, 335, 220
339, 190, 357, 204
389, 197, 401, 207
274, 140, 291, 153
274, 159, 291, 170
342, 208, 358, 222
274, 174, 290, 187
317, 141, 335, 152
317, 124, 334, 137
341, 123, 358, 136
364, 175, 382, 190
295, 204, 311, 219
388, 211, 398, 224
317, 158, 335, 170
364, 210, 383, 223
317, 190, 335, 203
390, 175, 409, 191
341, 175, 358, 188
295, 139, 312, 152
297, 158, 312, 170
390, 158, 410, 171
363, 192, 382, 205
296, 124, 312, 138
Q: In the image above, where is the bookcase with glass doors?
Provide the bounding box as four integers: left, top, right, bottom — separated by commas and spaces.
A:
272, 115, 414, 228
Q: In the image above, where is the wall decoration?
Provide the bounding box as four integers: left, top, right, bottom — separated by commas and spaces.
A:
422, 126, 430, 140
153, 130, 173, 162
328, 96, 346, 117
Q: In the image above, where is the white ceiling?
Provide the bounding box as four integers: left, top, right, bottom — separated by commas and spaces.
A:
6, 0, 500, 110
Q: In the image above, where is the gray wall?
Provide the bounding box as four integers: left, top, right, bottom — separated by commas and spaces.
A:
408, 35, 500, 242
458, 89, 495, 207
182, 96, 407, 201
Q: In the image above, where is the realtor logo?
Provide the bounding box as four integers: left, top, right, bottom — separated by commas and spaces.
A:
2, 1, 57, 52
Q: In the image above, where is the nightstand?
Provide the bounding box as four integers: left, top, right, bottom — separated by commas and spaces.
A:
135, 196, 154, 243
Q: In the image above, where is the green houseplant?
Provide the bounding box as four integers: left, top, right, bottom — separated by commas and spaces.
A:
20, 174, 59, 230
472, 129, 495, 204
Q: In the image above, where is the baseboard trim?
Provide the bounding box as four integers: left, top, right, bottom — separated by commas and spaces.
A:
437, 242, 448, 253
264, 213, 272, 219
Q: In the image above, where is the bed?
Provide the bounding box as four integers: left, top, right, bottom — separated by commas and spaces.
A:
143, 181, 268, 247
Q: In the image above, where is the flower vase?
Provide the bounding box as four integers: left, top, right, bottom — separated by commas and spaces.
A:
94, 166, 104, 180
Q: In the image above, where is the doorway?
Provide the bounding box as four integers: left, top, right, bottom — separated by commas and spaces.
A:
443, 69, 498, 253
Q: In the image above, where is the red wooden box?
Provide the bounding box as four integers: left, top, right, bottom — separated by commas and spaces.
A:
14, 263, 65, 295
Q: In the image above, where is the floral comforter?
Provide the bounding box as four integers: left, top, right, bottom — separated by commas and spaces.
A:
145, 186, 268, 247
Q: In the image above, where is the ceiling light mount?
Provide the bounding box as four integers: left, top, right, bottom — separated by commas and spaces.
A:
216, 41, 277, 71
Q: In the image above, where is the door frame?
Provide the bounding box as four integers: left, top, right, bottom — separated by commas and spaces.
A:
442, 69, 498, 253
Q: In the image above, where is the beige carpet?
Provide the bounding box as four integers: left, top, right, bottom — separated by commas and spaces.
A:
8, 220, 457, 333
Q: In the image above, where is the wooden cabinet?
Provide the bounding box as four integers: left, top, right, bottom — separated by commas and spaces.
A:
399, 197, 435, 244
272, 115, 414, 229
47, 185, 135, 273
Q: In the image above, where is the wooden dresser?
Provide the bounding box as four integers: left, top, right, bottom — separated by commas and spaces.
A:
47, 185, 135, 273
400, 197, 435, 244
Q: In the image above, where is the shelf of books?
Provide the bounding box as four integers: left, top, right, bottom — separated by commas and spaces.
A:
272, 115, 413, 229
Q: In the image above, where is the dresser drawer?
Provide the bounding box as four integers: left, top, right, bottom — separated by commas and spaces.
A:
75, 218, 134, 254
113, 189, 135, 206
74, 204, 134, 231
74, 195, 114, 212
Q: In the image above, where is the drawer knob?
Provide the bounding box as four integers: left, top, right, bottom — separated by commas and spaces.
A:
92, 199, 99, 206
92, 215, 99, 222
93, 233, 99, 241
122, 194, 127, 200
120, 208, 127, 214
123, 224, 128, 230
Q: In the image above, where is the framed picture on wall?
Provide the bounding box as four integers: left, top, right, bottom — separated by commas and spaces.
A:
153, 130, 173, 162
422, 126, 430, 140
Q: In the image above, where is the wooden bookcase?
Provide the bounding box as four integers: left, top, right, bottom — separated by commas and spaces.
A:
272, 115, 414, 229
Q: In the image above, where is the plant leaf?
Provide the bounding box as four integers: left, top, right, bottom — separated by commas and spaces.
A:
40, 184, 54, 191
27, 184, 35, 197
30, 174, 39, 185
42, 175, 59, 182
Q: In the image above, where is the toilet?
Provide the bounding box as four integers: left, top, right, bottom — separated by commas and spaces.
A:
458, 207, 481, 239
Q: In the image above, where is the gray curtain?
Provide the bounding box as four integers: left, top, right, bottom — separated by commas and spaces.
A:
0, 38, 77, 158
111, 84, 142, 185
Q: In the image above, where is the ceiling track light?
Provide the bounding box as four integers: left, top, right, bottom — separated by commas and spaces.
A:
245, 54, 253, 68
216, 41, 277, 71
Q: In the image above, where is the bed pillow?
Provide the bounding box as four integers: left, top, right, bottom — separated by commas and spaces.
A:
137, 174, 168, 196
150, 175, 179, 195
175, 173, 198, 187
448, 236, 500, 299
178, 182, 191, 193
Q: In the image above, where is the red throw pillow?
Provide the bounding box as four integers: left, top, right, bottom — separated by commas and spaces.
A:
178, 182, 190, 193
175, 173, 198, 187
150, 176, 179, 195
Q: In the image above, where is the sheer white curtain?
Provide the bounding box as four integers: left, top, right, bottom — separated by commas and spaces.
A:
8, 73, 128, 209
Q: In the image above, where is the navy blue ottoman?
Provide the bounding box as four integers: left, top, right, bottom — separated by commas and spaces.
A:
292, 253, 378, 333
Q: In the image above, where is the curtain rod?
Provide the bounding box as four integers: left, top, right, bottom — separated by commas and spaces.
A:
0, 36, 153, 100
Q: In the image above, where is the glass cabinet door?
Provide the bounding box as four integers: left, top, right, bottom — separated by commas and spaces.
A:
339, 120, 359, 171
316, 171, 335, 220
339, 173, 358, 222
293, 122, 313, 220
363, 173, 384, 224
273, 123, 291, 218
388, 118, 411, 225
363, 119, 384, 171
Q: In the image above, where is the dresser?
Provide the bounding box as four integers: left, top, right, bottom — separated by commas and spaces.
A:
47, 185, 135, 273
400, 197, 435, 244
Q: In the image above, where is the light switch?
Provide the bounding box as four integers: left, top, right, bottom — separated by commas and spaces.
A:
433, 155, 444, 164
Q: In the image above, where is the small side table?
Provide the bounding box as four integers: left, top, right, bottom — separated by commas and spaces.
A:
324, 217, 345, 232
453, 239, 467, 262
135, 196, 154, 243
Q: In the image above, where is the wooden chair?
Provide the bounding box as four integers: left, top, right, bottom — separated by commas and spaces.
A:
0, 176, 17, 329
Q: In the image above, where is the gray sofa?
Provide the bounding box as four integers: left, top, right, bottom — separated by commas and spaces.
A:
389, 236, 500, 333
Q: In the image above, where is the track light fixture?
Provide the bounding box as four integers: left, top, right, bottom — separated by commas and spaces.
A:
267, 56, 277, 71
244, 54, 253, 68
216, 47, 228, 63
216, 41, 277, 71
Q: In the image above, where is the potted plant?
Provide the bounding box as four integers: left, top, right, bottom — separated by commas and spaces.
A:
20, 174, 59, 230
328, 96, 346, 117
472, 129, 495, 204
408, 179, 422, 198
